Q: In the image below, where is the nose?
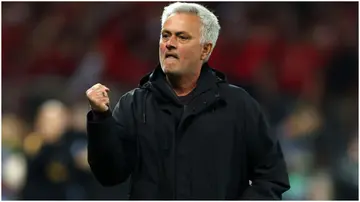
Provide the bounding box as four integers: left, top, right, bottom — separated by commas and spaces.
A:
165, 36, 177, 50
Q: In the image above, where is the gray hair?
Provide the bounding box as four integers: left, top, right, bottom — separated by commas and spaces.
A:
161, 2, 221, 62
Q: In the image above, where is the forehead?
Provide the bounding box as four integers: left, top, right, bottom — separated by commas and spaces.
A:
162, 13, 202, 35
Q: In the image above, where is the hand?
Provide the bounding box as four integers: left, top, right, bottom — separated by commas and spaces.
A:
86, 83, 110, 112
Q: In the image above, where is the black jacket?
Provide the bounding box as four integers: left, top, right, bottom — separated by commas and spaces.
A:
87, 63, 290, 200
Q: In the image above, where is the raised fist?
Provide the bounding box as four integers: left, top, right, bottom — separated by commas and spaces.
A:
86, 83, 110, 112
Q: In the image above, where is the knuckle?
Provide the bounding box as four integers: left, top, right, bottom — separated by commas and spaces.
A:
93, 83, 101, 88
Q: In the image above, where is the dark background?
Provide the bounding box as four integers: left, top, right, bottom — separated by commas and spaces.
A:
2, 2, 358, 200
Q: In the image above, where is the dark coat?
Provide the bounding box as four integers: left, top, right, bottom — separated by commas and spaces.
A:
87, 63, 290, 200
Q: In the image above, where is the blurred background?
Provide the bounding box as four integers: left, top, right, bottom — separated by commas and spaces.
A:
2, 1, 358, 200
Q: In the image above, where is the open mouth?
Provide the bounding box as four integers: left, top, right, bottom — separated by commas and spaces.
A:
165, 53, 179, 59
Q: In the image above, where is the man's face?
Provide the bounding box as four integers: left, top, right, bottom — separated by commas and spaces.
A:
159, 13, 204, 77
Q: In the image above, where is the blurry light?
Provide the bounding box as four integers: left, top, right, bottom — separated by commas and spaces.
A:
23, 132, 43, 157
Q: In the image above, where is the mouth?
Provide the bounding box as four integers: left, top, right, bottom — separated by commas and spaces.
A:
165, 53, 179, 59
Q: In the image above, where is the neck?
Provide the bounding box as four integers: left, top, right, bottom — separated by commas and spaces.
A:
166, 71, 200, 97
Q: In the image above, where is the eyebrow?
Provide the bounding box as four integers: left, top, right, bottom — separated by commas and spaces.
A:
161, 30, 190, 36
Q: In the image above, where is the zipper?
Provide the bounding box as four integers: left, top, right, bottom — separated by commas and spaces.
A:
174, 120, 177, 199
174, 128, 177, 199
173, 104, 187, 199
169, 85, 216, 198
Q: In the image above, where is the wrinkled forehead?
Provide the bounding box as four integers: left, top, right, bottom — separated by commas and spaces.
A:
162, 12, 202, 35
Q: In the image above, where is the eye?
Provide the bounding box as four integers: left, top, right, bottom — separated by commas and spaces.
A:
178, 35, 189, 40
162, 33, 170, 40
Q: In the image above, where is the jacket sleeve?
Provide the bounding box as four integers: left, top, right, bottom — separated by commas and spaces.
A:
86, 93, 137, 186
240, 98, 290, 199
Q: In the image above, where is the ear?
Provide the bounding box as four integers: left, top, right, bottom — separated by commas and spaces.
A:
200, 43, 213, 61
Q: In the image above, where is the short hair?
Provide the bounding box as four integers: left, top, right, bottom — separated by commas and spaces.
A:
161, 2, 221, 62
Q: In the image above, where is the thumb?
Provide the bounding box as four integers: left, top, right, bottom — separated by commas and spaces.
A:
103, 103, 109, 111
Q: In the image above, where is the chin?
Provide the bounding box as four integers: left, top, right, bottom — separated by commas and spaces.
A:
162, 66, 176, 75
162, 66, 182, 77
162, 61, 177, 73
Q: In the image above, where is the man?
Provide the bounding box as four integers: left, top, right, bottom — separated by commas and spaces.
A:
86, 2, 290, 199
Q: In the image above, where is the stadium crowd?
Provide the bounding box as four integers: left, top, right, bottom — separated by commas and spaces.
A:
2, 2, 358, 200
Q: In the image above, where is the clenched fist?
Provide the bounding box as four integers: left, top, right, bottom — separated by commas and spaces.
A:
86, 83, 110, 112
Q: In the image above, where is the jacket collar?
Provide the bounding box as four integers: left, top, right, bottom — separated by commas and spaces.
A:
139, 63, 227, 91
139, 62, 227, 107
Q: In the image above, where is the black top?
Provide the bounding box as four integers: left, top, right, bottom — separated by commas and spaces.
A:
178, 89, 195, 106
86, 62, 290, 199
